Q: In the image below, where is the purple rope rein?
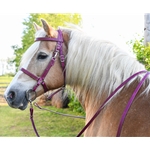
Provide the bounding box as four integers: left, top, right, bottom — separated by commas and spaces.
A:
30, 103, 40, 137
116, 71, 150, 136
30, 70, 149, 137
77, 70, 149, 137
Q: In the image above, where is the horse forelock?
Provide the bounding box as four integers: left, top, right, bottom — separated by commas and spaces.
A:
19, 29, 46, 69
62, 28, 148, 103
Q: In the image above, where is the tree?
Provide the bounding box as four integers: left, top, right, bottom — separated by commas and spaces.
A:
128, 13, 150, 71
128, 36, 150, 71
126, 13, 150, 71
12, 13, 82, 71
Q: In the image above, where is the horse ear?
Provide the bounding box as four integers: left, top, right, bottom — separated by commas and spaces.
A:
33, 22, 42, 31
63, 32, 69, 47
41, 19, 56, 37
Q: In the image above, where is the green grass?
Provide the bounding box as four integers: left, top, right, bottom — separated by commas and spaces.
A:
0, 104, 85, 137
0, 76, 13, 96
0, 76, 13, 87
0, 75, 13, 81
0, 75, 85, 137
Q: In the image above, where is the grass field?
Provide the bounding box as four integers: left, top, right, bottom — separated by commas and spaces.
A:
0, 76, 13, 103
0, 75, 85, 137
0, 104, 85, 137
0, 76, 13, 87
0, 76, 13, 95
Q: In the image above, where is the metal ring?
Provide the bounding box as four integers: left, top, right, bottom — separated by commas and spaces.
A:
26, 89, 37, 102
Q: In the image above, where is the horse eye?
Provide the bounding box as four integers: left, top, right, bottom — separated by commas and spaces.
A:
37, 52, 48, 60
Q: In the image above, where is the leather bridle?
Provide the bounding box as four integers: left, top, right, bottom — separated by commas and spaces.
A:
21, 29, 66, 100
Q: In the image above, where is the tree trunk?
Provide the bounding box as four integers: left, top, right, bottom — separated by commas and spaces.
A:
144, 13, 150, 46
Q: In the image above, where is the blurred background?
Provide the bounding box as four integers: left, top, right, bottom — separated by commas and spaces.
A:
0, 13, 144, 75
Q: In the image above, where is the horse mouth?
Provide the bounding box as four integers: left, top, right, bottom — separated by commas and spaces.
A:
18, 104, 28, 110
4, 93, 29, 110
18, 98, 28, 110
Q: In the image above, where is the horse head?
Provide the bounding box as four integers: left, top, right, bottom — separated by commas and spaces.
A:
4, 19, 68, 110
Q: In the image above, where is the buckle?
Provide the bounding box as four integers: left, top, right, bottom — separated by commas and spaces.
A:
26, 89, 37, 102
52, 50, 59, 59
60, 55, 65, 62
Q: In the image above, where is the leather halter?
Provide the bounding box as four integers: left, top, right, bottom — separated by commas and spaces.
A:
21, 29, 65, 94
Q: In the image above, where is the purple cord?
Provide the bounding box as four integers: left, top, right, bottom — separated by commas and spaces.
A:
116, 72, 150, 136
77, 71, 148, 137
30, 107, 40, 137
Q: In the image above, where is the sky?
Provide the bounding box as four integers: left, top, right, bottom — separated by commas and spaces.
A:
0, 0, 148, 61
82, 13, 144, 49
0, 13, 144, 60
0, 13, 29, 59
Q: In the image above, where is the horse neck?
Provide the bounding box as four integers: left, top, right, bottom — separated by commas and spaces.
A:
83, 77, 150, 136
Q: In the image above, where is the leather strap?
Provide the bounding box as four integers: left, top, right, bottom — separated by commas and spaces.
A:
77, 70, 148, 137
21, 29, 65, 93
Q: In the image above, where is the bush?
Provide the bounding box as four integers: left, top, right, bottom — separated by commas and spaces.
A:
129, 37, 150, 70
67, 88, 85, 115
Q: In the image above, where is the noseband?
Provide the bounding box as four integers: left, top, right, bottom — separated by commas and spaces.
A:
21, 29, 65, 100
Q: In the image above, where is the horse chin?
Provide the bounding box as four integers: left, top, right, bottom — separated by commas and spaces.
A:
17, 98, 28, 110
18, 105, 28, 110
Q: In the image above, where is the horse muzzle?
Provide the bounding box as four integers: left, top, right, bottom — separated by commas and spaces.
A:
4, 85, 30, 110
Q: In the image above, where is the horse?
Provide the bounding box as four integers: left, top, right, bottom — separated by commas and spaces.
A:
37, 89, 69, 108
4, 19, 150, 137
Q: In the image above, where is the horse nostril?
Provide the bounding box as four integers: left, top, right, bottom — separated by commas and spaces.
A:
7, 91, 16, 101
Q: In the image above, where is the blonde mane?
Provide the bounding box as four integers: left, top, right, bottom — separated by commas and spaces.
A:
60, 27, 148, 101
19, 29, 47, 69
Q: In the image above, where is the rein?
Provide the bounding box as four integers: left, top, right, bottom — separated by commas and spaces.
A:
77, 70, 149, 137
33, 102, 85, 119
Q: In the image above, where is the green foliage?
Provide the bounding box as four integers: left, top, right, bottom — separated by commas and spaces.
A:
143, 43, 150, 70
11, 45, 24, 72
67, 89, 85, 115
129, 37, 150, 70
12, 13, 82, 71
